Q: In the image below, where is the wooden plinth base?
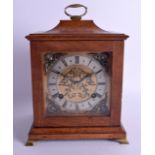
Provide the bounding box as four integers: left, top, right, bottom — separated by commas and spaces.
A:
25, 125, 128, 146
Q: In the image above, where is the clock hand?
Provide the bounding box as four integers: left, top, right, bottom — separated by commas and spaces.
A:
79, 74, 90, 83
74, 73, 93, 84
59, 73, 75, 84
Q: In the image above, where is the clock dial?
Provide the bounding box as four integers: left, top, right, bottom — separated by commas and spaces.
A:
46, 53, 110, 115
57, 64, 97, 103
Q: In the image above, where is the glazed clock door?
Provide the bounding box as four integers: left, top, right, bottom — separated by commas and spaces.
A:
44, 52, 112, 117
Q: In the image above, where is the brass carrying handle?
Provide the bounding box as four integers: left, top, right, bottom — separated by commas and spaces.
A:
64, 4, 87, 20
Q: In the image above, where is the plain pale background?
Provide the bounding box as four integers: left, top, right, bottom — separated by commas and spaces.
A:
13, 0, 141, 155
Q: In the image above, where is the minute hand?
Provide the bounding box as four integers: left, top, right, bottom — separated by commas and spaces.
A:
75, 74, 92, 84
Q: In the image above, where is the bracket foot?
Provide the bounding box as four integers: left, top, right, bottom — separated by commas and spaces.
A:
117, 138, 129, 144
25, 140, 34, 146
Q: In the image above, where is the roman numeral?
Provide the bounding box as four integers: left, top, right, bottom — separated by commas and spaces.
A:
52, 70, 60, 74
95, 69, 103, 74
48, 83, 56, 86
96, 93, 102, 98
75, 104, 79, 111
52, 92, 59, 98
75, 56, 79, 64
98, 82, 106, 85
61, 59, 68, 66
88, 102, 93, 107
88, 58, 92, 66
62, 101, 67, 108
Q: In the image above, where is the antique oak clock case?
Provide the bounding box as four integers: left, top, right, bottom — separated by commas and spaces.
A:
26, 4, 129, 145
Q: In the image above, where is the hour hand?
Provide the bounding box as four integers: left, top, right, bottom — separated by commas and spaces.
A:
59, 73, 74, 83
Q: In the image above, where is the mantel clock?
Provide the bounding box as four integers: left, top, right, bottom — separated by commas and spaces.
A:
26, 4, 129, 145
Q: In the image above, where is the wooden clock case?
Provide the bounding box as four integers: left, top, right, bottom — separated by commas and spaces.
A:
26, 12, 129, 145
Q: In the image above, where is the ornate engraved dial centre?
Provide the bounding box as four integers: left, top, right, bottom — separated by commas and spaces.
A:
57, 64, 97, 102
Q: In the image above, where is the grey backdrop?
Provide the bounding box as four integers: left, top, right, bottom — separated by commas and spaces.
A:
14, 0, 140, 155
